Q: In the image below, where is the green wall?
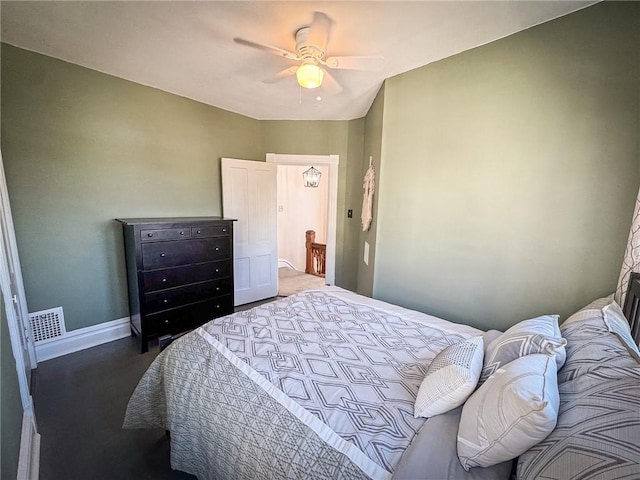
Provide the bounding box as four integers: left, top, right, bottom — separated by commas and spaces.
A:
1, 293, 23, 480
1, 44, 263, 330
343, 118, 365, 290
1, 44, 364, 331
372, 1, 640, 330
3, 1, 638, 335
261, 119, 363, 290
357, 85, 384, 296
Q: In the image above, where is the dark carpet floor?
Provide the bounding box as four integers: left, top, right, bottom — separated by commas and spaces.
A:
33, 298, 276, 480
33, 335, 196, 480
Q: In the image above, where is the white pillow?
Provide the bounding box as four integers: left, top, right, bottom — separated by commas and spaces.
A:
457, 353, 559, 470
603, 302, 640, 362
414, 336, 484, 418
481, 315, 566, 385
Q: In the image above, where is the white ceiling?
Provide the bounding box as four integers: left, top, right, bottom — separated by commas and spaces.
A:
1, 1, 596, 121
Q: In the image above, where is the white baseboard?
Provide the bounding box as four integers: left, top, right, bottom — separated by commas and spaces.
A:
278, 259, 298, 270
17, 407, 40, 480
35, 317, 130, 362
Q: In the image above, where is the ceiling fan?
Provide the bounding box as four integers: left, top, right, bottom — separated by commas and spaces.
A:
234, 12, 383, 95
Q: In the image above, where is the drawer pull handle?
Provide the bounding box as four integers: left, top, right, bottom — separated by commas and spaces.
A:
216, 304, 220, 309
222, 228, 227, 232
215, 247, 220, 251
148, 233, 153, 237
162, 278, 167, 283
163, 299, 168, 303
196, 230, 201, 234
160, 253, 165, 257
164, 319, 169, 324
215, 268, 220, 273
180, 231, 185, 235
216, 287, 220, 291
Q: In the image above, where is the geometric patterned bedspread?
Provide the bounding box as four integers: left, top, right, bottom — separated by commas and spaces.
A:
517, 367, 640, 480
124, 288, 480, 479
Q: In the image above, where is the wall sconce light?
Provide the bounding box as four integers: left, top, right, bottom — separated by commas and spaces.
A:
303, 166, 321, 187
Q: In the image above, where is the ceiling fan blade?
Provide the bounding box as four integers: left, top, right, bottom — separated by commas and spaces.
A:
321, 70, 343, 95
234, 37, 299, 61
323, 55, 384, 71
263, 66, 298, 84
308, 12, 332, 54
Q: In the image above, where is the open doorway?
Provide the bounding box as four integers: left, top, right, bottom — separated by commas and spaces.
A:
266, 153, 339, 296
276, 164, 328, 296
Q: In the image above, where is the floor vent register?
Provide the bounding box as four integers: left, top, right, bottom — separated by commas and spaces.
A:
28, 306, 66, 343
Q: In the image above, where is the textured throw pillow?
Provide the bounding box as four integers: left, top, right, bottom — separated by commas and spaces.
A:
479, 315, 566, 385
457, 353, 559, 470
414, 336, 484, 418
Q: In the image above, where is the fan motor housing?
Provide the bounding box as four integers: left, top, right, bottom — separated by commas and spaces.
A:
295, 27, 324, 62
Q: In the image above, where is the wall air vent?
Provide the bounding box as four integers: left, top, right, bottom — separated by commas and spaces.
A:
29, 307, 66, 343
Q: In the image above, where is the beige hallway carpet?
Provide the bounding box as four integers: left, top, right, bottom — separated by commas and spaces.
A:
278, 267, 325, 296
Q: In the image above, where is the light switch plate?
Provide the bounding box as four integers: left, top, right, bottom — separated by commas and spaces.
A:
364, 241, 370, 266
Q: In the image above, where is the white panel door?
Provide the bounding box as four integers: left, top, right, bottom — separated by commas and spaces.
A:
222, 158, 277, 305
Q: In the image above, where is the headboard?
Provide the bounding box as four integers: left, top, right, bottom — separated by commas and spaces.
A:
622, 271, 640, 346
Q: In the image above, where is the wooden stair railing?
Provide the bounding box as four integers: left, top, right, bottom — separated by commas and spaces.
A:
305, 230, 326, 278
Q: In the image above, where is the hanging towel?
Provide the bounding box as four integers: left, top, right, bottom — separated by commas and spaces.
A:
361, 156, 375, 231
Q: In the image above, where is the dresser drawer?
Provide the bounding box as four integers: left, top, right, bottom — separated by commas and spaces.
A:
144, 277, 233, 313
192, 225, 231, 238
142, 238, 231, 269
145, 296, 233, 336
145, 305, 192, 336
140, 228, 191, 242
143, 260, 231, 292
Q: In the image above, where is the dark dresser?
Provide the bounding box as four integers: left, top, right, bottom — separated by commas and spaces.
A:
116, 217, 236, 352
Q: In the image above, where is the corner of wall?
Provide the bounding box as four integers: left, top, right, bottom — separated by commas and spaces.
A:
357, 82, 385, 297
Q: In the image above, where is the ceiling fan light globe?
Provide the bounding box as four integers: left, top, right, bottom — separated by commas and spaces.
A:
296, 64, 324, 89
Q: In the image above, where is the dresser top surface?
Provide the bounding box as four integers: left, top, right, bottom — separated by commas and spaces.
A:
116, 216, 236, 226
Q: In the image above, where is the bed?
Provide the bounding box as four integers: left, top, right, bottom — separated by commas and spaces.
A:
124, 282, 640, 480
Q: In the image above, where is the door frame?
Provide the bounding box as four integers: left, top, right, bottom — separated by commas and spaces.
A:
266, 153, 338, 286
0, 151, 36, 376
0, 226, 33, 408
1, 150, 40, 479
